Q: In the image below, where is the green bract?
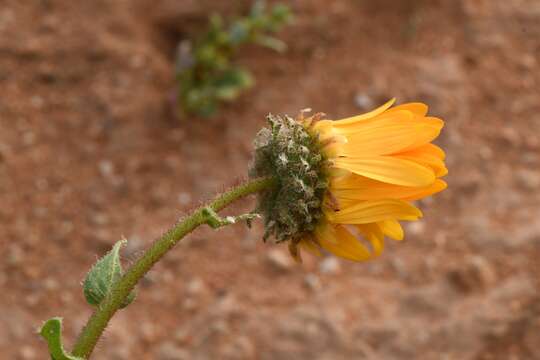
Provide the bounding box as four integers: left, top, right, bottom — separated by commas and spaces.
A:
250, 114, 329, 243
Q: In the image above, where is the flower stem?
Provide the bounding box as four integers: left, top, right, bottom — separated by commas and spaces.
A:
71, 177, 275, 358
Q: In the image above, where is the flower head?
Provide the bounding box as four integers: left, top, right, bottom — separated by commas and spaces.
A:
250, 99, 447, 262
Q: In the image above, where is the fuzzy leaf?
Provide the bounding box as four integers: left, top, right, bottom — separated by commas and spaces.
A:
83, 239, 135, 308
40, 317, 83, 360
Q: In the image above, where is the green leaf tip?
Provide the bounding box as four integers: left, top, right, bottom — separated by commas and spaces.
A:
40, 317, 83, 360
83, 239, 136, 309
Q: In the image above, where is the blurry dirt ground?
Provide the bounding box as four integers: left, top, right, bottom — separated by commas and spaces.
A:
1, 0, 540, 359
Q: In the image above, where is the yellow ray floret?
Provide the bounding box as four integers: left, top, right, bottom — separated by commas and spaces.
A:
297, 99, 447, 262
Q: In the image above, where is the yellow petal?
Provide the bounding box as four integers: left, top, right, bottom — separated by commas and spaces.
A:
412, 143, 446, 160
299, 238, 322, 257
332, 156, 436, 187
314, 223, 372, 261
332, 176, 447, 203
338, 122, 443, 156
393, 146, 448, 177
400, 179, 447, 201
332, 98, 396, 126
377, 220, 404, 241
326, 199, 422, 224
289, 237, 323, 263
311, 122, 337, 142
386, 102, 428, 117
356, 223, 385, 256
333, 109, 414, 135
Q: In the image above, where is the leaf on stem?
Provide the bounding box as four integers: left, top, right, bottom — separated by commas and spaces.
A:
202, 207, 260, 229
83, 239, 136, 308
40, 317, 83, 360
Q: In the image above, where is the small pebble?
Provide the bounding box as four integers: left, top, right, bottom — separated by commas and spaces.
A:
354, 93, 374, 110
177, 192, 191, 205
304, 274, 322, 291
266, 249, 294, 272
319, 257, 341, 275
157, 342, 189, 360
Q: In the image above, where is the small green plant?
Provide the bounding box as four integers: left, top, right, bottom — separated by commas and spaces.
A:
176, 1, 293, 117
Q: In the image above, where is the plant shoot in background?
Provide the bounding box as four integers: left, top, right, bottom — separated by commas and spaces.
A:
176, 1, 293, 117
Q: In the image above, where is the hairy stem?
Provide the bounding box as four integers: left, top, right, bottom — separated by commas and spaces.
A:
71, 177, 274, 358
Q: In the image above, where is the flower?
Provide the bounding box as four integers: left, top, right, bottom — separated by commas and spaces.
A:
250, 99, 447, 262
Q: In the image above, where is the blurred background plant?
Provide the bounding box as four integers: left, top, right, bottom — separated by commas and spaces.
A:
175, 0, 293, 117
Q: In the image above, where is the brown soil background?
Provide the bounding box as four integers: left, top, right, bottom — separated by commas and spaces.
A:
1, 0, 540, 359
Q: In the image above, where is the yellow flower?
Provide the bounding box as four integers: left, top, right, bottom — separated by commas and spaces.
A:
292, 99, 447, 261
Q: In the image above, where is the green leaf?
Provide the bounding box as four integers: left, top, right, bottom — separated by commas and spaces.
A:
214, 69, 254, 101
271, 4, 293, 25
254, 35, 287, 52
83, 239, 135, 308
250, 0, 266, 17
229, 21, 250, 44
40, 317, 83, 360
